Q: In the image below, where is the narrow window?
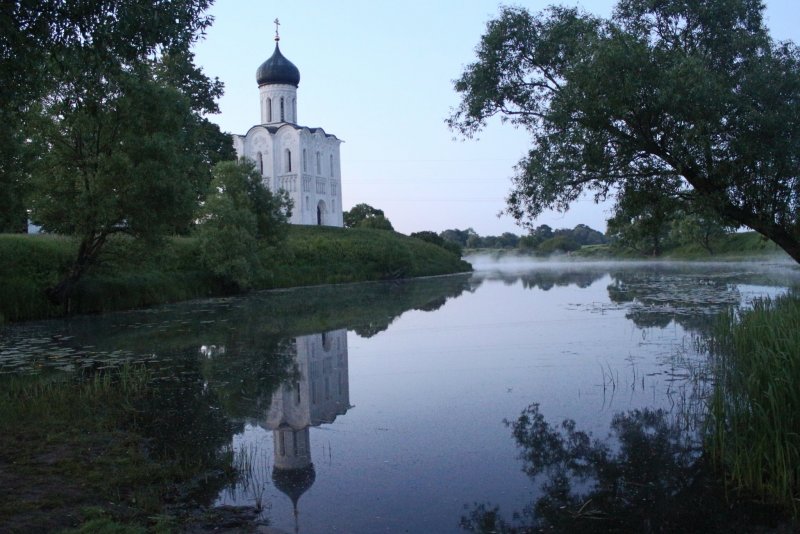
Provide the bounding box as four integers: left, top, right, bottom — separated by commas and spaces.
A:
279, 432, 286, 456
316, 152, 321, 175
302, 148, 307, 172
280, 97, 285, 121
285, 148, 292, 173
292, 431, 299, 455
267, 98, 272, 122
295, 382, 301, 405
329, 154, 334, 177
257, 152, 263, 175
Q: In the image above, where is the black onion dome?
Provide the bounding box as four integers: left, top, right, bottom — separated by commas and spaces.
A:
256, 43, 300, 87
272, 464, 316, 506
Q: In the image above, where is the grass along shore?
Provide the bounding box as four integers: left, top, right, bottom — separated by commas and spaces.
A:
0, 225, 471, 323
708, 294, 800, 515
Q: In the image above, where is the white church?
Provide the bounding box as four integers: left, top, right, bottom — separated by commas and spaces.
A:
233, 24, 344, 227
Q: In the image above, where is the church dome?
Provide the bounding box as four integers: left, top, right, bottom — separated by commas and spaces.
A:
273, 463, 316, 506
256, 43, 300, 87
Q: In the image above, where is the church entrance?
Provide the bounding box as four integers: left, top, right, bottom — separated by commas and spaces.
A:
316, 200, 327, 226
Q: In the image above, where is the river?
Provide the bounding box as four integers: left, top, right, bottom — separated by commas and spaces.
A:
2, 257, 798, 532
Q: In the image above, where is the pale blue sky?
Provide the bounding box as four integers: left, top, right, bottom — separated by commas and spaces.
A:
193, 1, 799, 236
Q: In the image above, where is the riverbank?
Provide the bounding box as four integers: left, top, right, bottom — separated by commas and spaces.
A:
0, 226, 471, 323
465, 231, 789, 261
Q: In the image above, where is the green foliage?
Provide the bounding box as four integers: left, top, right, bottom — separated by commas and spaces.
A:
452, 224, 604, 254
0, 227, 471, 322
411, 230, 464, 257
196, 161, 291, 290
343, 203, 393, 230
357, 214, 394, 231
440, 228, 477, 247
708, 294, 800, 513
670, 212, 735, 255
449, 0, 800, 262
9, 1, 229, 304
536, 235, 580, 255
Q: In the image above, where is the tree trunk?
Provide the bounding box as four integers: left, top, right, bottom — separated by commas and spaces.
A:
45, 232, 107, 310
718, 203, 800, 264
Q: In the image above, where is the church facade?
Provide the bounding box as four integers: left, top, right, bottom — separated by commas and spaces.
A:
232, 31, 344, 227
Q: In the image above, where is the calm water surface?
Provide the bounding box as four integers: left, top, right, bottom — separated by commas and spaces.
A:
2, 258, 798, 532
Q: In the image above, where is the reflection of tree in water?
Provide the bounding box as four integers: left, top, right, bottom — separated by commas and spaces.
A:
461, 404, 788, 533
607, 268, 741, 333
133, 346, 252, 507
521, 270, 605, 291
475, 269, 606, 291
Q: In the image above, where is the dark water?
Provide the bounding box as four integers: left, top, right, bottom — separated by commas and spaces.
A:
2, 259, 798, 533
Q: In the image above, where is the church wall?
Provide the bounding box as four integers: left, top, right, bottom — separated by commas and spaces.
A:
259, 83, 298, 124
232, 43, 344, 228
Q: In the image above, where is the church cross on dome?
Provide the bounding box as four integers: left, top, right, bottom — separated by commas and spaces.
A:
274, 18, 280, 41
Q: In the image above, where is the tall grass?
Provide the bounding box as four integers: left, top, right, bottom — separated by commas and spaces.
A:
707, 294, 800, 513
0, 364, 152, 425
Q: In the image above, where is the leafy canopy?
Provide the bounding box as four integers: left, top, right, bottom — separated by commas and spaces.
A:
6, 0, 234, 304
196, 161, 291, 290
343, 203, 394, 231
449, 0, 800, 262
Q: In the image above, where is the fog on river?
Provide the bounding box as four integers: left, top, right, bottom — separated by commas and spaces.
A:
2, 256, 798, 532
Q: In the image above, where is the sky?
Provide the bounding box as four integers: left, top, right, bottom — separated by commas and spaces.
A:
193, 0, 799, 237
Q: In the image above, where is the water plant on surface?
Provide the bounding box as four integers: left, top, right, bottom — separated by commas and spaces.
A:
708, 294, 800, 513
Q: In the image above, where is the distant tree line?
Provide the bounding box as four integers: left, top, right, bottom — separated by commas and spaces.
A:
436, 224, 607, 254
429, 214, 739, 257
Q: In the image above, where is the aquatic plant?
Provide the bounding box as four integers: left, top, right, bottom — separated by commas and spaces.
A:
708, 294, 800, 513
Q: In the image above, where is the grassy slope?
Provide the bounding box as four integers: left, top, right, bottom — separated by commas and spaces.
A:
0, 227, 471, 322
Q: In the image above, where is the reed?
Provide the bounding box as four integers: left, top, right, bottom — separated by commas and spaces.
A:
707, 294, 800, 513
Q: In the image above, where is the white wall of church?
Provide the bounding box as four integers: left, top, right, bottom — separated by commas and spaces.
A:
232, 45, 344, 228
259, 83, 298, 124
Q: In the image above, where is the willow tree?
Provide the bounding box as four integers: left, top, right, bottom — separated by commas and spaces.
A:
448, 0, 800, 262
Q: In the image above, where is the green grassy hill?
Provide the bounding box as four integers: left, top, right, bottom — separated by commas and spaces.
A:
0, 227, 471, 322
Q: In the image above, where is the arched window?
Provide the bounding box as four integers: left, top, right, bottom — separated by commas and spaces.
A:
316, 151, 321, 175
302, 148, 307, 172
257, 151, 263, 175
329, 154, 334, 177
267, 98, 272, 122
285, 148, 292, 173
280, 97, 285, 122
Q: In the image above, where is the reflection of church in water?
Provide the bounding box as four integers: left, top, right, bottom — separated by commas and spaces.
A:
261, 329, 351, 524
